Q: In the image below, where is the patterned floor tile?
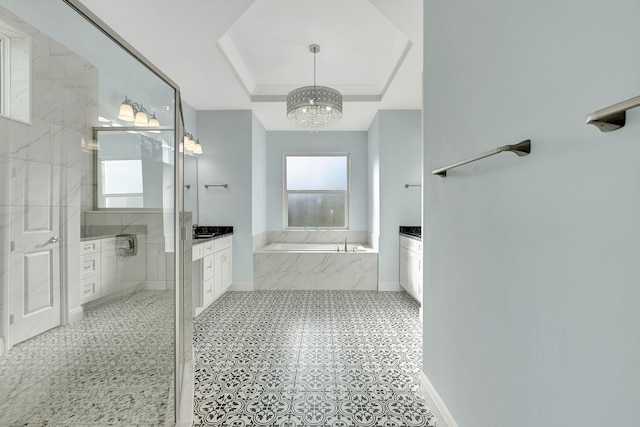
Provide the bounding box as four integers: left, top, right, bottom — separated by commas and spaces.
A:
193, 290, 438, 426
0, 290, 173, 426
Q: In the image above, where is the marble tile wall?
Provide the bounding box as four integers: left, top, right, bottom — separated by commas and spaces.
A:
84, 211, 175, 292
0, 6, 98, 351
254, 252, 378, 291
265, 230, 370, 246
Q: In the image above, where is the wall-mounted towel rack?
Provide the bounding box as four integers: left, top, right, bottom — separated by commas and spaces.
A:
586, 95, 640, 132
404, 184, 421, 188
204, 184, 228, 189
433, 139, 531, 178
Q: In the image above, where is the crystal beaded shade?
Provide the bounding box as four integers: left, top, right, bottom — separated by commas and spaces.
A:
286, 44, 343, 130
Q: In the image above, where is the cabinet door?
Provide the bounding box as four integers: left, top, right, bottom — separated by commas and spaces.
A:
407, 250, 419, 300
399, 247, 410, 289
221, 247, 232, 290
101, 249, 119, 296
203, 277, 214, 306
214, 251, 223, 300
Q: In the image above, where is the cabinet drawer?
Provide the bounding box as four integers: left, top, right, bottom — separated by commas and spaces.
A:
202, 254, 214, 280
203, 241, 214, 256
214, 236, 232, 252
193, 243, 204, 261
203, 277, 214, 306
81, 276, 101, 303
81, 253, 101, 279
81, 240, 101, 255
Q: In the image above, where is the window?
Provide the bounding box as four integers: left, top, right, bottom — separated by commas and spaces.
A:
100, 160, 144, 208
284, 154, 349, 229
0, 23, 31, 122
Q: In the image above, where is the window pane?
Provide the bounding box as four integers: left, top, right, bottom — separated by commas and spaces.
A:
286, 156, 347, 190
287, 193, 346, 228
103, 160, 143, 194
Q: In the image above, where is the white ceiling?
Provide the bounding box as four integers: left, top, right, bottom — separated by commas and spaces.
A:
78, 0, 423, 131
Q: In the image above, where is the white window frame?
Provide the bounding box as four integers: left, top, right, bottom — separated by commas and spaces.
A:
283, 153, 350, 230
98, 159, 145, 208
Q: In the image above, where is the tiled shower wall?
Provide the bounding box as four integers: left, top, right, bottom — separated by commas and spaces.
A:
0, 6, 98, 351
84, 211, 175, 291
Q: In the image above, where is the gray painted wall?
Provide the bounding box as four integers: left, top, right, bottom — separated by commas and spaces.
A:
375, 110, 422, 284
197, 110, 253, 284
423, 0, 640, 426
252, 113, 267, 236
266, 131, 369, 232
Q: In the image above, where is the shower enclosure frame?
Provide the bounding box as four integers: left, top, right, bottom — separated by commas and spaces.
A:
62, 1, 191, 425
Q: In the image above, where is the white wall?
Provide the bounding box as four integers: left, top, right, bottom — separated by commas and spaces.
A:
196, 110, 253, 284
266, 131, 369, 232
375, 110, 422, 284
252, 113, 267, 238
423, 1, 640, 426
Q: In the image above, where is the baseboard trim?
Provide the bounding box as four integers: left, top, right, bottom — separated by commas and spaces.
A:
229, 282, 254, 291
378, 282, 402, 291
68, 307, 83, 324
420, 372, 459, 427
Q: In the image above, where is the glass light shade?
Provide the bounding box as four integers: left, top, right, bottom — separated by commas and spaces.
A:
133, 111, 148, 126
192, 140, 203, 155
287, 86, 343, 130
148, 115, 160, 127
118, 103, 135, 121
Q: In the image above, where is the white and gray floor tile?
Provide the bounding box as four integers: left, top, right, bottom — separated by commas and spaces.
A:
193, 290, 437, 427
0, 290, 173, 427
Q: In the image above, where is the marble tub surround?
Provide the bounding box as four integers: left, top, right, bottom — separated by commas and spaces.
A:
254, 250, 378, 291
266, 230, 370, 245
399, 226, 421, 239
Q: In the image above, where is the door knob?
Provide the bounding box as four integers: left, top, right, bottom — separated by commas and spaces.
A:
49, 236, 61, 244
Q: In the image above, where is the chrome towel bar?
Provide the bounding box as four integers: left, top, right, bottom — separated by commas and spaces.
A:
204, 184, 229, 189
586, 95, 640, 132
433, 139, 531, 178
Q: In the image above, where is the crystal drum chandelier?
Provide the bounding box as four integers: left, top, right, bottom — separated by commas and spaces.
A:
287, 44, 343, 130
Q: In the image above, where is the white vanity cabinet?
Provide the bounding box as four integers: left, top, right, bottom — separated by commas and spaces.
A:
399, 235, 422, 305
80, 237, 117, 304
193, 235, 233, 316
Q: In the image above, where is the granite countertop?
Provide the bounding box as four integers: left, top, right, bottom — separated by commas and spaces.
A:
399, 226, 421, 241
193, 226, 234, 242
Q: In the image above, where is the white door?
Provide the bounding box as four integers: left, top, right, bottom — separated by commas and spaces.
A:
10, 159, 61, 346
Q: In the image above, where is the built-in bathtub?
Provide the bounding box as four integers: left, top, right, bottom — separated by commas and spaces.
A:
254, 242, 378, 290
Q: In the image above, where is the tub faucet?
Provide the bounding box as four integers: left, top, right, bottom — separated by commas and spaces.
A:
344, 237, 348, 252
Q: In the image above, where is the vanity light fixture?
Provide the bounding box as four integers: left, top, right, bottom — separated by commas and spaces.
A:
118, 95, 161, 128
184, 132, 203, 155
287, 44, 343, 131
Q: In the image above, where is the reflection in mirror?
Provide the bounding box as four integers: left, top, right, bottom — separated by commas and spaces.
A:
0, 1, 178, 425
95, 130, 176, 209
184, 153, 199, 224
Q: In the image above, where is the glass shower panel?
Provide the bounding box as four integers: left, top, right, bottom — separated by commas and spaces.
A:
0, 1, 179, 425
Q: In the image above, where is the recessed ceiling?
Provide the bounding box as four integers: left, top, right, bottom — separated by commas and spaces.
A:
78, 0, 422, 131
